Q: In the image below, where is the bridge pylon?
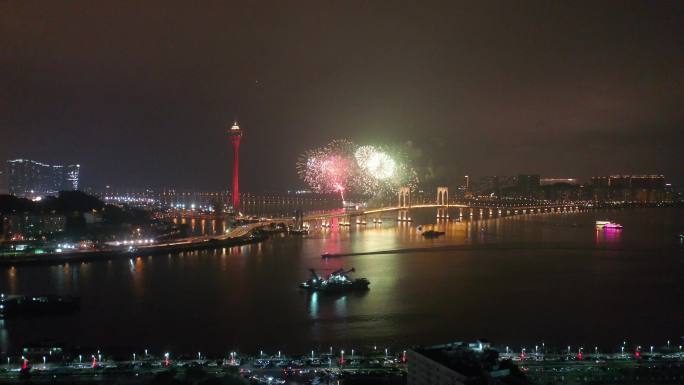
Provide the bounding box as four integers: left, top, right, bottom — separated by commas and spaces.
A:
398, 187, 411, 208
436, 187, 449, 219
436, 187, 449, 206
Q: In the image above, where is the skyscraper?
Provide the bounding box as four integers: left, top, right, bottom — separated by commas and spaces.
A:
0, 164, 7, 194
228, 122, 243, 211
6, 159, 80, 198
517, 174, 541, 198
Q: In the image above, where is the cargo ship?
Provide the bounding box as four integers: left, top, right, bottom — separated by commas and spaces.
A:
0, 294, 80, 318
299, 268, 370, 292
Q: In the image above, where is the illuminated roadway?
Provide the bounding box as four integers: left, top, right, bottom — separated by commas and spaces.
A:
303, 202, 587, 222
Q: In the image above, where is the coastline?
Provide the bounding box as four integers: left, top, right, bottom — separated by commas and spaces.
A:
0, 233, 268, 266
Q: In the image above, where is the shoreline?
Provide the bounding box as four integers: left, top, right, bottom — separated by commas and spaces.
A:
0, 233, 268, 267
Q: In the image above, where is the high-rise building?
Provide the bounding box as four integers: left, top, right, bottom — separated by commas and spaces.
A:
6, 159, 80, 198
228, 122, 243, 210
517, 174, 540, 198
589, 174, 667, 202
475, 176, 500, 196
63, 164, 81, 190
608, 174, 666, 202
0, 164, 7, 194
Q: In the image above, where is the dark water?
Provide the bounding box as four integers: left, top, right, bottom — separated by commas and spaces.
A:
1, 208, 683, 356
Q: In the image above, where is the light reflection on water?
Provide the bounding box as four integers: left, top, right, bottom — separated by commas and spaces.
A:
0, 208, 682, 355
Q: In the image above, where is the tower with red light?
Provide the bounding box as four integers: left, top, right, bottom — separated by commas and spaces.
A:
228, 121, 243, 211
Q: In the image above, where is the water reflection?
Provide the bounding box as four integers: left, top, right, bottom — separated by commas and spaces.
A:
595, 228, 623, 246
5, 267, 16, 294
132, 257, 145, 299
334, 295, 347, 317
0, 208, 681, 354
0, 319, 7, 355
308, 292, 319, 318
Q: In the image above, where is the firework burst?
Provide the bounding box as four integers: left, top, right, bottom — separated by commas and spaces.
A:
297, 140, 418, 199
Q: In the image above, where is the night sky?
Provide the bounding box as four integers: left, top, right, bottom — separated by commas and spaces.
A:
1, 1, 683, 191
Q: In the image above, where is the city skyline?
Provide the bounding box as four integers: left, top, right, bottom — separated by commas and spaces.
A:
1, 3, 684, 383
0, 155, 677, 199
2, 1, 683, 190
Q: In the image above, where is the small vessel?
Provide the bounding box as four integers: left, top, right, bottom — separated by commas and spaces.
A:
596, 220, 623, 229
422, 230, 445, 238
290, 228, 309, 235
300, 268, 370, 292
321, 252, 344, 259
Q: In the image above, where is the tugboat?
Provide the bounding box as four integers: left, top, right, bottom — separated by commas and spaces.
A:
421, 229, 445, 238
300, 268, 370, 292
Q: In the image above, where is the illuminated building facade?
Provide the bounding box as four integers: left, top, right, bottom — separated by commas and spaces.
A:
590, 174, 667, 202
540, 178, 579, 185
4, 214, 67, 239
0, 166, 7, 194
6, 159, 80, 198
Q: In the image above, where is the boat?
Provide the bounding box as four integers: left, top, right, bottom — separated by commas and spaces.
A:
290, 228, 309, 235
596, 220, 623, 229
321, 252, 343, 259
299, 268, 370, 292
0, 294, 80, 318
422, 230, 445, 238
